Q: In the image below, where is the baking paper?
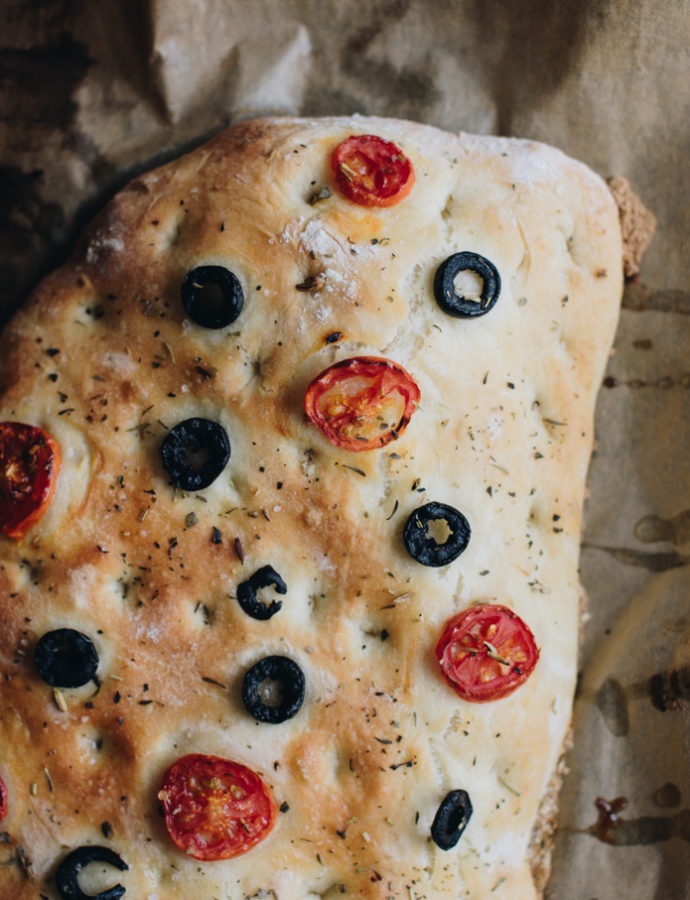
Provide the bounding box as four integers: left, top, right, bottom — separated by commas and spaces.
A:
1, 1, 688, 895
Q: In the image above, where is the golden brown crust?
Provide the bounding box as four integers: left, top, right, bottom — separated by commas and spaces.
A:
528, 727, 572, 892
0, 116, 622, 899
606, 174, 656, 278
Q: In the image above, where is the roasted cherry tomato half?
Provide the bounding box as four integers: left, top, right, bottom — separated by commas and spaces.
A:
158, 753, 277, 860
331, 135, 415, 207
0, 775, 8, 821
435, 604, 539, 702
0, 421, 60, 540
304, 356, 420, 451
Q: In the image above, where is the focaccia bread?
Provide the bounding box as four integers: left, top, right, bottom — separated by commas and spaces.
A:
0, 116, 622, 899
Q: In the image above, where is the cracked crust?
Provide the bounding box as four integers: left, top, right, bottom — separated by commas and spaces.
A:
0, 116, 622, 899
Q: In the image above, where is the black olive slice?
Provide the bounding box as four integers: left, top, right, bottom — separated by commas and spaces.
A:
34, 628, 98, 688
181, 265, 244, 329
431, 789, 473, 850
242, 655, 305, 724
160, 417, 230, 491
433, 252, 501, 318
56, 845, 128, 900
237, 565, 287, 620
403, 501, 470, 567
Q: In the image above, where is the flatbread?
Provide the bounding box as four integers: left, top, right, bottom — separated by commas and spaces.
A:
0, 115, 622, 899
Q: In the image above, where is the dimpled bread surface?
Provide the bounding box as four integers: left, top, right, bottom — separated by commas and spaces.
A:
0, 116, 622, 899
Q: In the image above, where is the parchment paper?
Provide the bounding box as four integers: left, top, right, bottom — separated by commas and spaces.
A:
1, 1, 688, 897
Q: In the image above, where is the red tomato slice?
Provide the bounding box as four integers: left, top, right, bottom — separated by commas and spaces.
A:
0, 775, 8, 821
436, 604, 539, 702
304, 356, 420, 451
158, 754, 277, 860
0, 422, 61, 540
331, 135, 415, 207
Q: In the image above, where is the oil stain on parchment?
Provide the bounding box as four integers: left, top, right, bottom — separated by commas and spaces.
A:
593, 677, 630, 736
580, 665, 690, 735
622, 281, 690, 315
634, 510, 690, 546
582, 505, 690, 573
581, 543, 689, 573
648, 666, 690, 713
603, 374, 690, 390
585, 795, 690, 846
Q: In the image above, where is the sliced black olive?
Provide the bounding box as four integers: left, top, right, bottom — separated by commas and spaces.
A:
237, 565, 287, 620
431, 789, 473, 850
56, 845, 128, 900
403, 501, 471, 567
242, 655, 305, 724
160, 417, 230, 491
181, 265, 244, 329
433, 252, 501, 318
34, 629, 98, 688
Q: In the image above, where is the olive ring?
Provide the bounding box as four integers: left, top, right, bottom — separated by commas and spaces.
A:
56, 845, 128, 900
430, 789, 473, 850
242, 655, 305, 724
403, 502, 471, 567
34, 628, 99, 688
433, 251, 501, 318
181, 265, 244, 329
237, 566, 287, 620
160, 418, 230, 491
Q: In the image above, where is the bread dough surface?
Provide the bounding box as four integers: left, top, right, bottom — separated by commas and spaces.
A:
0, 116, 622, 899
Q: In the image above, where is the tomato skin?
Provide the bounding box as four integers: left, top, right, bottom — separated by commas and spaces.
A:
0, 775, 8, 821
304, 356, 420, 451
435, 604, 539, 702
159, 754, 277, 860
0, 422, 61, 540
331, 135, 415, 207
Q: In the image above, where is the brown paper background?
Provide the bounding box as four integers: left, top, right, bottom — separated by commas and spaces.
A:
1, 1, 688, 897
